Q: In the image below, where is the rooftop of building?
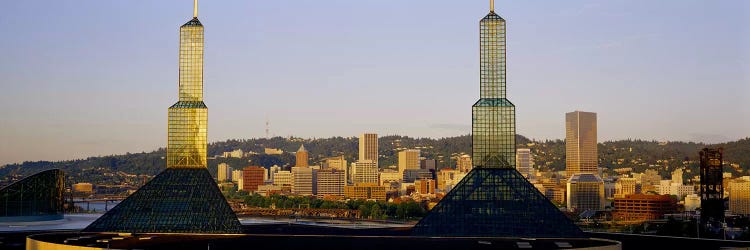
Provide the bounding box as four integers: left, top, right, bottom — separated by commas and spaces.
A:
27, 231, 620, 250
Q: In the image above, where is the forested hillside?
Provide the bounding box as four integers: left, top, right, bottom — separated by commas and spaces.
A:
1, 135, 748, 186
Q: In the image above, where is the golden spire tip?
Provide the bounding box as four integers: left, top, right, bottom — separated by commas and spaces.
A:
193, 0, 198, 18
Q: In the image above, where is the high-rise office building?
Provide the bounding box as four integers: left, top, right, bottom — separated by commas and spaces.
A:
565, 111, 598, 177
217, 163, 231, 182
292, 167, 314, 196
316, 169, 345, 199
242, 166, 265, 192
398, 149, 421, 174
414, 1, 583, 238
567, 173, 605, 212
84, 0, 241, 233
295, 144, 309, 168
515, 149, 532, 178
359, 133, 378, 166
353, 160, 378, 185
324, 155, 348, 183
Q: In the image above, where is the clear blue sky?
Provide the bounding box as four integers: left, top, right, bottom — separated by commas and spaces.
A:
0, 0, 748, 165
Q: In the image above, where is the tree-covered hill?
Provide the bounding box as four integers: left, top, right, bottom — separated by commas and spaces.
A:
1, 135, 748, 187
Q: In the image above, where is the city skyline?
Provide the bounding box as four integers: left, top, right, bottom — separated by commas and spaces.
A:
1, 0, 748, 165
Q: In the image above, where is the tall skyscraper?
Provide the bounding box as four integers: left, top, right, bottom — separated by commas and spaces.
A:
565, 111, 598, 177
167, 0, 208, 169
84, 0, 242, 233
515, 148, 532, 178
359, 133, 378, 166
295, 144, 309, 168
398, 149, 421, 174
471, 0, 515, 169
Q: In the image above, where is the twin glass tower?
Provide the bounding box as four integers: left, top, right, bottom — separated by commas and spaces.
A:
472, 0, 515, 169
168, 0, 208, 169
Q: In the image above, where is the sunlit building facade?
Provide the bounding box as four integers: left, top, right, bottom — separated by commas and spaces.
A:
295, 144, 309, 168
167, 10, 208, 169
359, 133, 378, 166
84, 1, 242, 233
565, 111, 598, 177
515, 148, 532, 178
398, 149, 421, 174
729, 179, 750, 216
354, 160, 378, 185
457, 154, 473, 173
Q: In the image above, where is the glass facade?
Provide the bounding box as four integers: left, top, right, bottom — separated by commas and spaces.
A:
0, 169, 64, 222
413, 168, 584, 237
472, 11, 515, 169
472, 98, 515, 168
84, 8, 242, 233
480, 12, 506, 99
415, 6, 583, 238
84, 168, 242, 233
168, 18, 207, 169
565, 111, 598, 177
566, 173, 605, 212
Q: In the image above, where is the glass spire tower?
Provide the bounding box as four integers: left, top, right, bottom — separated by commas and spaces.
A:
413, 2, 583, 237
84, 0, 242, 233
168, 0, 207, 169
472, 0, 515, 169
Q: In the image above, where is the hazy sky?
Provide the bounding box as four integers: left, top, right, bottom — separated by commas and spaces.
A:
0, 0, 748, 165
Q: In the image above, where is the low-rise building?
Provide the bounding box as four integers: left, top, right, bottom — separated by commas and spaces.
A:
613, 194, 677, 222
344, 183, 386, 201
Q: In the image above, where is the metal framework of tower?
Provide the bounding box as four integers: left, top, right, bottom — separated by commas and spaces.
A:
699, 147, 724, 228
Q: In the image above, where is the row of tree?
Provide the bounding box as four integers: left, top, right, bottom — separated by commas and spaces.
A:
239, 192, 426, 220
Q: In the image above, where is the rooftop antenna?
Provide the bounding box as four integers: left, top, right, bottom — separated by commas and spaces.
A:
490, 0, 495, 12
265, 114, 270, 138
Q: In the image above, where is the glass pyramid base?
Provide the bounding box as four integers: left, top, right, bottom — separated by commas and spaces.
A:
413, 168, 584, 238
83, 168, 242, 233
